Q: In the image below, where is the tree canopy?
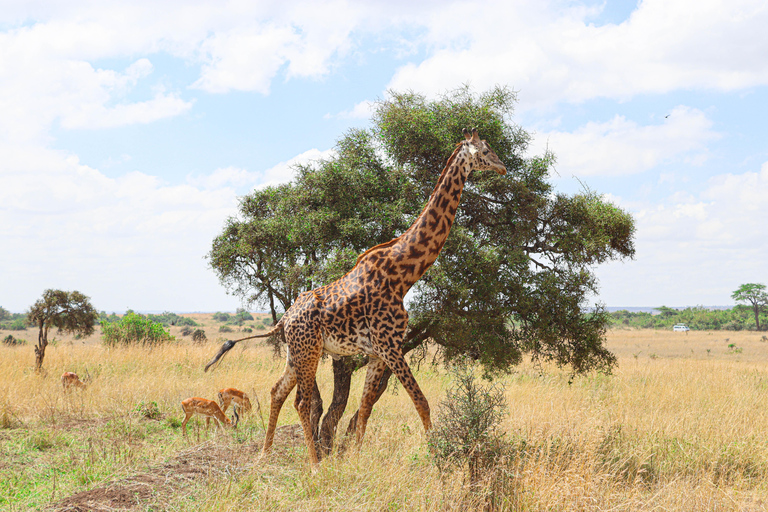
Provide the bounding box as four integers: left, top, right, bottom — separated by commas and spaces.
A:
27, 289, 98, 371
208, 86, 635, 453
732, 283, 768, 331
209, 86, 635, 374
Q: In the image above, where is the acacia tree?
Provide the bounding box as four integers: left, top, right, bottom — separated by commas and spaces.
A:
208, 86, 636, 454
732, 283, 768, 330
27, 289, 99, 371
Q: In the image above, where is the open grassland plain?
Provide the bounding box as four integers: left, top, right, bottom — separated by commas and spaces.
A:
2, 321, 768, 511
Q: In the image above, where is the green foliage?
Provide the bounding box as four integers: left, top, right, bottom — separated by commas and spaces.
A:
208, 85, 635, 374
0, 307, 10, 323
98, 311, 121, 324
100, 312, 174, 347
27, 289, 99, 370
134, 401, 162, 420
609, 306, 768, 331
219, 325, 234, 333
732, 283, 768, 330
2, 335, 26, 346
147, 311, 198, 327
2, 317, 27, 331
191, 329, 207, 344
428, 362, 507, 486
213, 312, 230, 322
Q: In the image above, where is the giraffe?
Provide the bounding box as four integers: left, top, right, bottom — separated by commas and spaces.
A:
205, 128, 506, 465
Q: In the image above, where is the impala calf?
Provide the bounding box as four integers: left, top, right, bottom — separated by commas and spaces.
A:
218, 388, 252, 426
181, 397, 231, 437
61, 372, 87, 392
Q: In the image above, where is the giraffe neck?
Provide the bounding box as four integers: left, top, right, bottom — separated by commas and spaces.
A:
391, 144, 471, 295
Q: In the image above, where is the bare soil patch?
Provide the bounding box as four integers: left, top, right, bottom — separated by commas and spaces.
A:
47, 424, 303, 511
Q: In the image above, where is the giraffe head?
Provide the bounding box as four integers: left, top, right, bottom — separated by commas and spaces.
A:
462, 128, 507, 175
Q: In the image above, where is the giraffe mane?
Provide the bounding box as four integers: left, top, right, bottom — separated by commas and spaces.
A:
352, 141, 465, 267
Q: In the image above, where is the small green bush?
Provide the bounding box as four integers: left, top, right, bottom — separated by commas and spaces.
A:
2, 335, 26, 346
101, 312, 174, 347
429, 363, 508, 487
192, 329, 207, 344
219, 325, 233, 333
135, 401, 162, 420
213, 312, 230, 322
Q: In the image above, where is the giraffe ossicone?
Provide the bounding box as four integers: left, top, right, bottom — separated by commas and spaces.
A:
205, 129, 506, 465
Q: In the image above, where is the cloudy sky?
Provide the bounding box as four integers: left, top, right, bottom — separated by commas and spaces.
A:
1, 0, 766, 313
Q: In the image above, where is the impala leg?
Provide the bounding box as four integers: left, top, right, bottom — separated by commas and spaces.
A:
182, 412, 193, 437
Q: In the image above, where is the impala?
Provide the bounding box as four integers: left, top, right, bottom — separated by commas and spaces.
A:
218, 388, 252, 426
61, 372, 87, 392
180, 397, 231, 437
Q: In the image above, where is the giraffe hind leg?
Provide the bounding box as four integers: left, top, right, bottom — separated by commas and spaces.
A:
293, 353, 323, 465
262, 365, 297, 456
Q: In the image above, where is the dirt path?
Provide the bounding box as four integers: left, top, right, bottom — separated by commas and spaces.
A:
47, 425, 304, 511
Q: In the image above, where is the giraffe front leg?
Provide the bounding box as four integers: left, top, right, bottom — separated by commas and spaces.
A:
262, 365, 297, 457
355, 357, 388, 446
376, 346, 432, 432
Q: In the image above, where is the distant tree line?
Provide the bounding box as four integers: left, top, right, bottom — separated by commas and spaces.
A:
0, 306, 28, 331
609, 306, 767, 331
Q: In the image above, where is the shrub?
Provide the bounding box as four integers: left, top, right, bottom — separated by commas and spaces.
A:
101, 312, 174, 347
148, 311, 198, 327
135, 401, 162, 420
429, 362, 508, 487
6, 318, 27, 331
99, 311, 121, 324
192, 329, 207, 344
180, 325, 193, 336
219, 325, 233, 333
2, 335, 26, 346
213, 312, 230, 322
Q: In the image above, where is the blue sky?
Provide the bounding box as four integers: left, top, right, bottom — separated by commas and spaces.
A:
1, 0, 766, 313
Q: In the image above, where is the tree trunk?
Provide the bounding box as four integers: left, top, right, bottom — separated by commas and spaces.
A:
754, 304, 761, 331
310, 379, 323, 456
317, 356, 357, 456
34, 323, 48, 373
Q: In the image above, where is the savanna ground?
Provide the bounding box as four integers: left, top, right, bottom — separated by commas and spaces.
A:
2, 315, 768, 511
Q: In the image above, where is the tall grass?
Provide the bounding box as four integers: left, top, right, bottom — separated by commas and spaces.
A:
2, 326, 768, 510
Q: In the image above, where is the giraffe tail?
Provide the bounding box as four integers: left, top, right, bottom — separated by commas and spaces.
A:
203, 320, 284, 372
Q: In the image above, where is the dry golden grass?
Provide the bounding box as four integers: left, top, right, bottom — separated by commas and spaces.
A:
2, 322, 768, 510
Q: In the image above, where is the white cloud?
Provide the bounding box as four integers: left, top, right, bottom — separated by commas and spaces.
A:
329, 100, 375, 120
596, 162, 768, 306
255, 148, 337, 189
387, 0, 768, 107
0, 144, 241, 312
532, 106, 721, 176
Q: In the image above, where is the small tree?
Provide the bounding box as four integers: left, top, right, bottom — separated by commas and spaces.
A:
732, 283, 768, 330
27, 289, 98, 371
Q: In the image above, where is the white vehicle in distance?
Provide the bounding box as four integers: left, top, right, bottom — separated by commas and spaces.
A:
673, 324, 690, 332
